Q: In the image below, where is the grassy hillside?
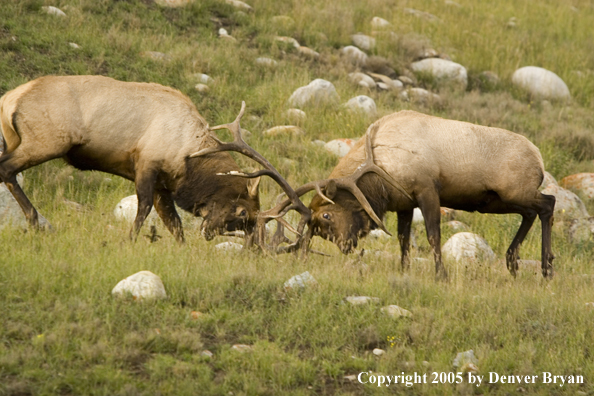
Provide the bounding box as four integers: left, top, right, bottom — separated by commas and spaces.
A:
1, 0, 594, 395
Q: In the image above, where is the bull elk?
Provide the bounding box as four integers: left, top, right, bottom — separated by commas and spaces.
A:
272, 110, 556, 279
0, 75, 308, 244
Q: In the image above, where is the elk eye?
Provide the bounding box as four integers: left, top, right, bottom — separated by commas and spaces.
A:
322, 213, 331, 220
239, 209, 247, 217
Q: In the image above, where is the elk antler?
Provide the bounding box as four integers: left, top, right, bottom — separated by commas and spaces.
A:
268, 122, 413, 238
189, 102, 311, 249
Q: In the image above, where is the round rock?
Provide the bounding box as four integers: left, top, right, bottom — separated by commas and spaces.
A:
371, 16, 391, 29
351, 33, 376, 51
112, 270, 167, 300
286, 108, 307, 122
288, 79, 340, 108
345, 95, 377, 116
442, 232, 496, 263
114, 195, 160, 225
324, 138, 358, 157
263, 125, 305, 137
348, 72, 376, 89
560, 173, 594, 200
411, 58, 468, 89
511, 66, 570, 101
341, 46, 368, 66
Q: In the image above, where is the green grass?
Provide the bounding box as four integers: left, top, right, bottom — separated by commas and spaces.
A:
1, 0, 594, 394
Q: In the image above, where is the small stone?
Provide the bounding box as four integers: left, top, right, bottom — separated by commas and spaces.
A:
201, 350, 214, 358
324, 138, 358, 157
345, 95, 376, 116
275, 36, 300, 49
195, 83, 210, 93
231, 344, 253, 353
398, 76, 414, 86
219, 33, 237, 42
155, 0, 195, 6
561, 173, 594, 200
445, 220, 469, 231
42, 6, 66, 17
348, 72, 376, 89
445, 0, 462, 7
263, 125, 304, 137
351, 33, 376, 51
218, 28, 229, 36
411, 58, 468, 89
371, 16, 391, 29
284, 271, 317, 290
112, 270, 167, 300
377, 82, 389, 90
255, 57, 278, 67
343, 375, 358, 382
403, 8, 440, 22
193, 73, 214, 85
346, 296, 380, 305
369, 229, 390, 239
215, 242, 243, 251
288, 79, 340, 108
341, 46, 368, 66
408, 88, 441, 105
373, 348, 386, 356
68, 42, 80, 49
286, 108, 307, 122
225, 0, 252, 12
381, 305, 413, 318
442, 232, 496, 263
141, 51, 171, 61
311, 139, 326, 147
298, 46, 320, 59
190, 311, 203, 319
453, 350, 479, 370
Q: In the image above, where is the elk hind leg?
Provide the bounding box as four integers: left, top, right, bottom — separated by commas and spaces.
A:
537, 193, 555, 279
505, 211, 537, 277
153, 189, 184, 243
397, 210, 414, 271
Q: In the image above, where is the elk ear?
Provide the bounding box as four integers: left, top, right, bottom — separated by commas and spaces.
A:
325, 180, 337, 200
247, 177, 261, 198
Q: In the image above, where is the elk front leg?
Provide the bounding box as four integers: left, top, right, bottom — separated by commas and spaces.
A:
397, 210, 414, 271
418, 191, 447, 280
130, 170, 158, 241
153, 189, 184, 243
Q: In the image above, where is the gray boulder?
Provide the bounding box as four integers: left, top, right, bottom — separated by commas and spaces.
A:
511, 66, 570, 101
288, 79, 340, 108
411, 58, 468, 89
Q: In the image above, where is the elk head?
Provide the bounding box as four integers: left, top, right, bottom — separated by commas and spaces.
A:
268, 123, 413, 254
189, 102, 311, 247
